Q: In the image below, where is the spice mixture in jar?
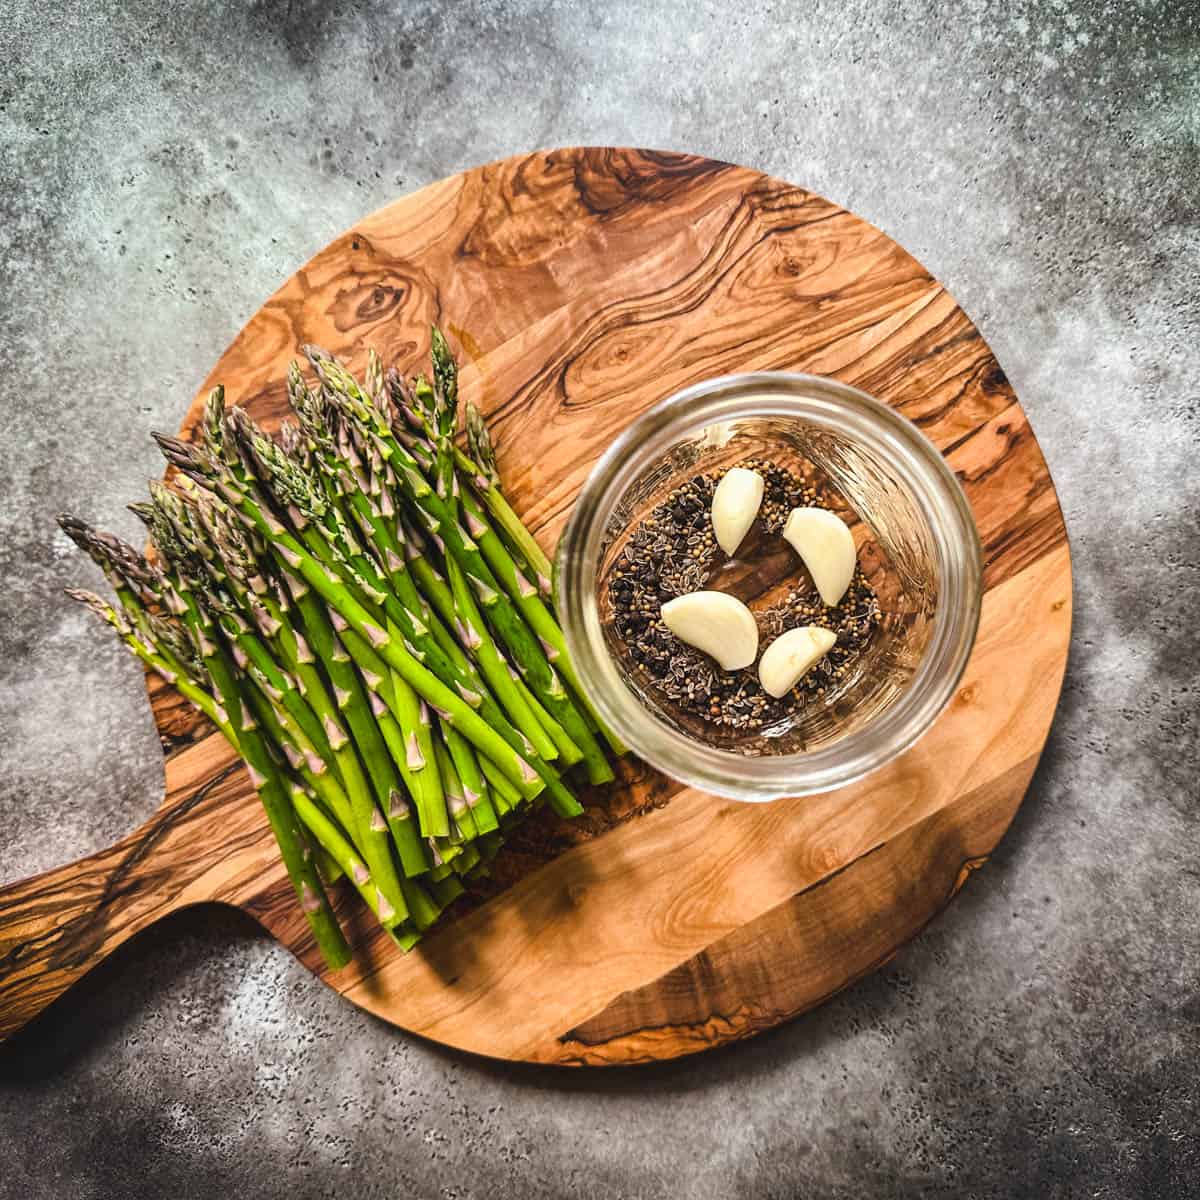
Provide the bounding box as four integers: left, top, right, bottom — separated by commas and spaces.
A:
605, 459, 880, 733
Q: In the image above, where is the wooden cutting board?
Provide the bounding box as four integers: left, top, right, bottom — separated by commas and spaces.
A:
0, 148, 1071, 1064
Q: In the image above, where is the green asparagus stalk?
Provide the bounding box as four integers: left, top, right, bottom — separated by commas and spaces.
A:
66, 581, 352, 969
462, 400, 554, 599
288, 783, 396, 930
243, 687, 405, 927
432, 730, 476, 842
145, 486, 414, 922
398, 518, 582, 767
443, 724, 498, 834
154, 430, 543, 798
309, 349, 609, 786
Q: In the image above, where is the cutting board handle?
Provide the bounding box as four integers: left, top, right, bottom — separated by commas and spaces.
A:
0, 815, 192, 1042
0, 749, 254, 1043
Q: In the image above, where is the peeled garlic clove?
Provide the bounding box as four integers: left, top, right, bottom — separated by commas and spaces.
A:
711, 467, 765, 556
782, 507, 857, 607
660, 590, 759, 671
758, 626, 837, 698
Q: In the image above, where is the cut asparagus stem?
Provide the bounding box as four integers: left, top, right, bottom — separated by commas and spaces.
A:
443, 724, 498, 834
428, 873, 465, 908
190, 632, 351, 966
310, 457, 509, 837
432, 729, 476, 842
288, 785, 389, 925
214, 606, 338, 770
237, 580, 404, 868
448, 841, 480, 876
400, 875, 444, 932
64, 523, 350, 964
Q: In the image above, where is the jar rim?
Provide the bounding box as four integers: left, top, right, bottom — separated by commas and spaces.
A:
556, 372, 983, 801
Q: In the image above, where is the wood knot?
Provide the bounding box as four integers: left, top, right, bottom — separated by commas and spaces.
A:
957, 684, 978, 706
1052, 598, 1065, 611
355, 284, 404, 321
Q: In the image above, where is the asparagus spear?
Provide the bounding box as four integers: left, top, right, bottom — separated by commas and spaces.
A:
398, 515, 583, 767
65, 584, 352, 969
463, 400, 554, 599
142, 480, 413, 921
232, 406, 584, 817
288, 782, 398, 931
306, 348, 607, 789
242, 686, 407, 928
420, 339, 564, 781
152, 429, 544, 798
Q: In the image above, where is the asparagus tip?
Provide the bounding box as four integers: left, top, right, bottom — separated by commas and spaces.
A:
151, 431, 207, 475
64, 586, 127, 632
56, 512, 92, 547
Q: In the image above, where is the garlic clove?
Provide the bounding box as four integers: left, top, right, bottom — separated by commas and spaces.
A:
782, 507, 857, 607
711, 467, 765, 556
660, 590, 759, 671
758, 626, 837, 698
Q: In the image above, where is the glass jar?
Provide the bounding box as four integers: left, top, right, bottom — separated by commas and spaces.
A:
556, 373, 982, 801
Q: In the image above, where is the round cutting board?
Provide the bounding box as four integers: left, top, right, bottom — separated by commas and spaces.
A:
0, 149, 1071, 1063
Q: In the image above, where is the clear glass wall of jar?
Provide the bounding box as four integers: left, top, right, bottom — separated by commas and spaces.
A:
556, 373, 983, 802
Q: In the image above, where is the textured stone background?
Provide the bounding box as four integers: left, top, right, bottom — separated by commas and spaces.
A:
2, 1, 1197, 1196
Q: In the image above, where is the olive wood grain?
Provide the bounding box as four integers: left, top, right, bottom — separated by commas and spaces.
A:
0, 148, 1071, 1061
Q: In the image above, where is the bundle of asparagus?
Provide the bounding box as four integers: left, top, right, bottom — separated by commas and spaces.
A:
61, 331, 620, 967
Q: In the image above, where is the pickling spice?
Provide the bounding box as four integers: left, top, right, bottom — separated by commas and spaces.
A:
606, 459, 880, 731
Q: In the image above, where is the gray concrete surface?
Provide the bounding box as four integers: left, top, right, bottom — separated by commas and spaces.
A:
2, 0, 1197, 1196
